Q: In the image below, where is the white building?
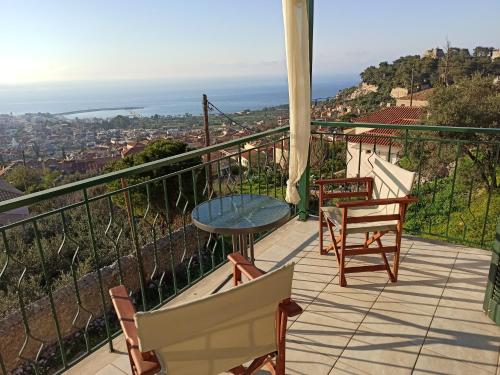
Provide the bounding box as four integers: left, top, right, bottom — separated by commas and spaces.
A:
346, 107, 423, 177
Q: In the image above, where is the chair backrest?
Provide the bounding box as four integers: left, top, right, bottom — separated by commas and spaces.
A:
368, 153, 415, 215
135, 263, 295, 375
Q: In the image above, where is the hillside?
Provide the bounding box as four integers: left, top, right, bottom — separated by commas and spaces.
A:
323, 45, 500, 118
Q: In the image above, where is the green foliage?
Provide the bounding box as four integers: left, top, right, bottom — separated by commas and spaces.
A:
427, 74, 500, 130
6, 166, 60, 193
361, 47, 500, 93
310, 140, 346, 179
0, 201, 132, 317
0, 139, 207, 320
351, 92, 393, 113
238, 168, 288, 200
427, 74, 500, 188
106, 139, 206, 217
404, 154, 499, 248
338, 113, 357, 122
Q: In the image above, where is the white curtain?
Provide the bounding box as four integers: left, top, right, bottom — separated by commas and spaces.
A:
282, 0, 311, 204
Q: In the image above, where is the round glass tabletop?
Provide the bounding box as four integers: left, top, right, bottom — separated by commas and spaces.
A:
191, 194, 291, 235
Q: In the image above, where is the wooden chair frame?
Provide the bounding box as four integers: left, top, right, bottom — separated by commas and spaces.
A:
109, 253, 302, 375
316, 177, 417, 287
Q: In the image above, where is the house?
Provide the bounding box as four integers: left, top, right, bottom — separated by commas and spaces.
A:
396, 88, 434, 107
346, 107, 423, 177
492, 49, 500, 61
220, 147, 268, 170
390, 87, 409, 98
121, 141, 146, 158
422, 47, 444, 59
0, 178, 29, 226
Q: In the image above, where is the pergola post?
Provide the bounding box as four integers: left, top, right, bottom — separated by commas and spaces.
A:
298, 0, 313, 221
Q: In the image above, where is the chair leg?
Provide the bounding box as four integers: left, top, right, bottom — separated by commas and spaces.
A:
274, 309, 287, 375
126, 342, 138, 375
339, 229, 347, 287
393, 228, 403, 282
325, 218, 339, 257
376, 237, 396, 282
319, 211, 325, 255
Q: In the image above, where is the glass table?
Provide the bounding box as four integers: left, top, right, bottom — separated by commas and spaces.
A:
191, 194, 291, 263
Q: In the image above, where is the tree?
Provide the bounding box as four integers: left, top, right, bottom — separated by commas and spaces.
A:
5, 166, 40, 192
5, 165, 60, 193
473, 46, 493, 57
427, 74, 500, 189
106, 139, 206, 220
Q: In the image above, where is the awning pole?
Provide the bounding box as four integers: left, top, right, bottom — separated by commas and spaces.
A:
298, 0, 313, 220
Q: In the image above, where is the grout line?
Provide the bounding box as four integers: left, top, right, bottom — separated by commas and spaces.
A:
410, 250, 460, 373
327, 241, 415, 373
288, 229, 373, 320
496, 346, 500, 375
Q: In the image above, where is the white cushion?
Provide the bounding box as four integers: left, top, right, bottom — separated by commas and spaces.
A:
322, 206, 398, 234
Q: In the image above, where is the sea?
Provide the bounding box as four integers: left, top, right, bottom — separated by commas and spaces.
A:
0, 75, 358, 119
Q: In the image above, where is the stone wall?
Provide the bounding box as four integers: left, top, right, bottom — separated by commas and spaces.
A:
0, 224, 208, 373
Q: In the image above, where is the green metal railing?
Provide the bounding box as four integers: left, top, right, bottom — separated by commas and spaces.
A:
0, 127, 292, 375
0, 120, 498, 374
304, 121, 500, 249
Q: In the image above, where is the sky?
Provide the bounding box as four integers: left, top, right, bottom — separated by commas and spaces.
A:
1, 0, 499, 85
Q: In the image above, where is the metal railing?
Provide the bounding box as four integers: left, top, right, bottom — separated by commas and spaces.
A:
0, 126, 292, 374
0, 120, 499, 374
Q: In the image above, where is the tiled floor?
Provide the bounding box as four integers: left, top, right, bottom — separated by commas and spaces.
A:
67, 218, 500, 375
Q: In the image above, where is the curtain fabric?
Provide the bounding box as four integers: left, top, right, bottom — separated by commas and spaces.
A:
282, 0, 311, 204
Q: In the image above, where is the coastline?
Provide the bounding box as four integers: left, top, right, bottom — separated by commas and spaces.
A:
54, 106, 144, 116
0, 76, 358, 118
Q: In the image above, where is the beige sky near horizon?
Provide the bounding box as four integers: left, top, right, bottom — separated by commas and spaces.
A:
1, 1, 499, 85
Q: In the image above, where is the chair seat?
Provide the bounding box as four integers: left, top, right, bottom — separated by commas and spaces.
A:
321, 206, 398, 234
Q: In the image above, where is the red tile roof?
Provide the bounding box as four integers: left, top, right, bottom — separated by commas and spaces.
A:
0, 178, 23, 201
121, 142, 146, 157
353, 107, 423, 125
349, 107, 423, 146
347, 128, 401, 147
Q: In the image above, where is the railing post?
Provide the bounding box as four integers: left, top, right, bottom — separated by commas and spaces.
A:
298, 155, 310, 221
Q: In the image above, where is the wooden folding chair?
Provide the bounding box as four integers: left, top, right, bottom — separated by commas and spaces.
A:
316, 153, 417, 287
109, 253, 302, 375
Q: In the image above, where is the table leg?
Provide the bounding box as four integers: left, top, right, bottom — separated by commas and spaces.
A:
212, 233, 254, 295
239, 235, 248, 259
232, 235, 239, 253
249, 234, 255, 263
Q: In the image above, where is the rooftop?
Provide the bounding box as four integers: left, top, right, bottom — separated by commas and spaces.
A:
0, 178, 23, 202
349, 107, 423, 146
353, 107, 423, 125
68, 218, 500, 375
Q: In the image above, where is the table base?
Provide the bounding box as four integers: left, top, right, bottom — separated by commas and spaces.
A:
231, 234, 255, 263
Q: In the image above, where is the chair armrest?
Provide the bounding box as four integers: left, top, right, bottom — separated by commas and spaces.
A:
228, 254, 303, 320
227, 252, 265, 281
314, 177, 373, 185
279, 299, 303, 318
109, 286, 139, 347
109, 286, 161, 375
336, 196, 418, 208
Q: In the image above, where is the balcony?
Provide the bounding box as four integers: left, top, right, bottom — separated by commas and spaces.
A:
0, 122, 499, 374
66, 218, 500, 374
